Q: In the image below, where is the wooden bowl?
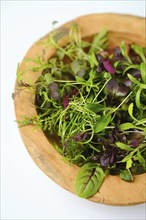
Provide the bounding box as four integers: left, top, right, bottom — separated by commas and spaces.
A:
14, 13, 146, 206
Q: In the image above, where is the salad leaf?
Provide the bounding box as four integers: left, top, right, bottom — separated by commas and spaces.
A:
75, 163, 105, 198
94, 114, 111, 133
120, 170, 133, 182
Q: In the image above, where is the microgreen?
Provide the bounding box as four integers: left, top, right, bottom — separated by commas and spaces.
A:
15, 24, 146, 199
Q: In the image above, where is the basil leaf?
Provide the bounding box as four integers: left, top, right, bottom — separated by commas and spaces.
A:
120, 170, 133, 182
75, 163, 105, 198
94, 114, 111, 133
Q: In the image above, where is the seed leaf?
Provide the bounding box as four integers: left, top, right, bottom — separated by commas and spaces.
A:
75, 163, 105, 198
120, 169, 133, 182
94, 114, 111, 133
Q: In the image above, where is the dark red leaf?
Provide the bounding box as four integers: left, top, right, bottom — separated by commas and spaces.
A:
63, 96, 69, 109
103, 60, 115, 74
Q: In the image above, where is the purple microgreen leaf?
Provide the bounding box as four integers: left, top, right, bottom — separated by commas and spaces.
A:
106, 79, 118, 95
100, 153, 110, 167
116, 84, 130, 97
96, 63, 104, 73
74, 132, 88, 142
49, 82, 58, 91
100, 149, 115, 168
113, 46, 125, 61
106, 79, 130, 97
49, 83, 60, 100
109, 149, 116, 165
63, 96, 69, 109
63, 89, 79, 109
69, 88, 79, 97
103, 59, 115, 74
96, 54, 104, 62
51, 91, 60, 100
123, 78, 133, 87
129, 139, 139, 147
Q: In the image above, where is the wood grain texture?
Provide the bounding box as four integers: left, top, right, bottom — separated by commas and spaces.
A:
14, 14, 146, 205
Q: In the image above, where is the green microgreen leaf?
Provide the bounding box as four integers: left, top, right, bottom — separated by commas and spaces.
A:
128, 103, 134, 120
88, 52, 99, 68
140, 62, 146, 83
126, 158, 133, 169
120, 169, 133, 182
135, 87, 142, 109
86, 103, 106, 113
123, 64, 140, 74
88, 29, 107, 54
119, 122, 144, 131
94, 114, 111, 133
127, 74, 140, 85
120, 41, 132, 64
44, 73, 54, 84
75, 163, 106, 198
116, 142, 133, 152
131, 44, 146, 63
119, 122, 136, 130
69, 23, 81, 45
137, 150, 146, 170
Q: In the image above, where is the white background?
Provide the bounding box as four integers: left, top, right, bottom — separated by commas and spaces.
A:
1, 1, 146, 219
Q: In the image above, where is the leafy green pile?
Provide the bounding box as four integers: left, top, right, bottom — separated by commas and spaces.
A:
16, 24, 146, 198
